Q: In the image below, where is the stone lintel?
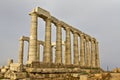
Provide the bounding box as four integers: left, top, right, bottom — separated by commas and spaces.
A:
51, 16, 59, 25
60, 21, 70, 29
82, 33, 90, 39
20, 36, 29, 41
70, 26, 82, 34
30, 7, 51, 19
19, 36, 44, 46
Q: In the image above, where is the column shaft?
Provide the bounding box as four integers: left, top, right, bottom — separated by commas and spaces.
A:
73, 32, 79, 65
55, 23, 62, 63
65, 28, 71, 65
91, 39, 96, 68
27, 42, 29, 61
86, 37, 91, 67
43, 18, 52, 63
18, 38, 24, 64
37, 42, 40, 61
28, 12, 38, 63
95, 41, 100, 68
80, 34, 85, 66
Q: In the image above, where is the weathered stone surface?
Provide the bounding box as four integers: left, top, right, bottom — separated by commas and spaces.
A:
0, 7, 102, 80
4, 70, 27, 79
10, 63, 22, 72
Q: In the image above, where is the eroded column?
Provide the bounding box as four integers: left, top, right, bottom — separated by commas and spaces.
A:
95, 41, 100, 68
43, 18, 52, 63
28, 12, 38, 64
86, 36, 91, 67
91, 38, 96, 68
37, 42, 40, 61
27, 42, 29, 61
80, 34, 85, 66
18, 36, 24, 64
65, 27, 71, 65
55, 23, 62, 63
73, 31, 79, 65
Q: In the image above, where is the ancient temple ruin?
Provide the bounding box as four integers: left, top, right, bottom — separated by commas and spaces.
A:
18, 7, 100, 68
0, 7, 101, 80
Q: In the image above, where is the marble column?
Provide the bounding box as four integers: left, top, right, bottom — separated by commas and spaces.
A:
43, 18, 52, 63
18, 37, 24, 64
86, 36, 91, 67
80, 34, 85, 66
51, 45, 55, 63
63, 42, 66, 64
55, 23, 62, 63
95, 41, 100, 68
27, 42, 30, 61
91, 38, 96, 68
73, 31, 79, 65
28, 12, 38, 64
37, 42, 40, 61
65, 27, 71, 65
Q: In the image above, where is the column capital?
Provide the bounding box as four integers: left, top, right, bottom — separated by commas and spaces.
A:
29, 12, 38, 16
80, 33, 84, 38
44, 17, 51, 22
85, 36, 90, 42
73, 30, 78, 34
64, 27, 70, 31
91, 38, 96, 43
19, 36, 24, 41
96, 41, 99, 44
55, 21, 61, 27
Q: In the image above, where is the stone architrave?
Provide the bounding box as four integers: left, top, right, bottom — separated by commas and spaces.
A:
73, 31, 79, 65
55, 23, 62, 64
95, 41, 100, 68
80, 34, 85, 66
86, 36, 91, 67
65, 27, 71, 65
18, 36, 24, 64
91, 38, 96, 68
27, 12, 38, 64
43, 18, 52, 63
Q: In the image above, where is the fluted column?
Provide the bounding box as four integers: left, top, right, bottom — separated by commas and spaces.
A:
91, 38, 96, 68
27, 42, 30, 61
43, 18, 52, 63
80, 34, 85, 66
65, 27, 71, 65
95, 41, 100, 68
51, 45, 53, 63
63, 41, 66, 64
86, 36, 91, 67
55, 23, 62, 63
28, 12, 38, 64
73, 31, 79, 65
37, 42, 40, 61
18, 37, 24, 64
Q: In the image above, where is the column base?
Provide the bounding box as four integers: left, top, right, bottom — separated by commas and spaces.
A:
26, 60, 40, 65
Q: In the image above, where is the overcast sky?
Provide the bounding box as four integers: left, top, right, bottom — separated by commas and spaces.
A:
0, 0, 120, 70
